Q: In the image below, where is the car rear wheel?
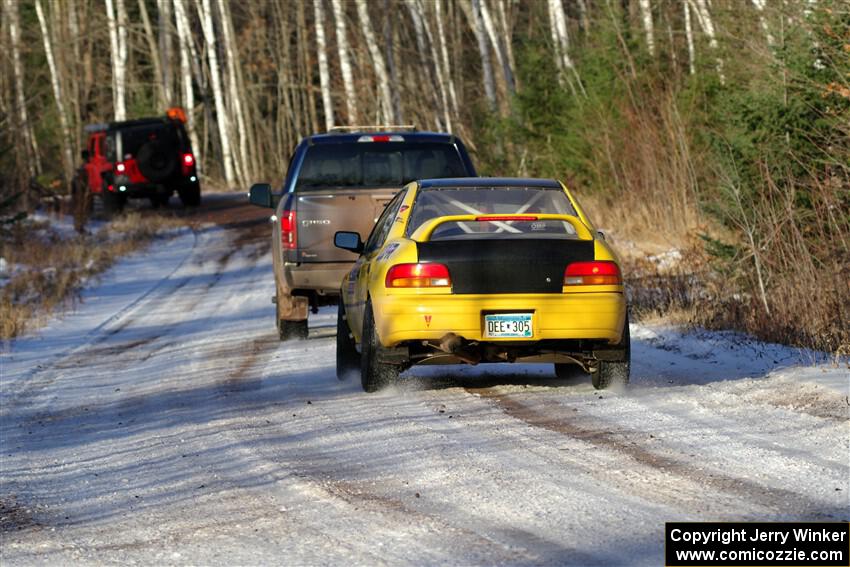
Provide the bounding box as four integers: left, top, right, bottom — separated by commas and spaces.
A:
276, 298, 308, 341
591, 318, 630, 390
336, 299, 358, 381
360, 299, 399, 393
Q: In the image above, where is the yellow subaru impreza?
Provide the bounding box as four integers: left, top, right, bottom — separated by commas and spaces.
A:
334, 178, 629, 392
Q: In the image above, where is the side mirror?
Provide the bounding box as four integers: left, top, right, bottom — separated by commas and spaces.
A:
249, 183, 274, 208
81, 150, 90, 161
334, 231, 364, 254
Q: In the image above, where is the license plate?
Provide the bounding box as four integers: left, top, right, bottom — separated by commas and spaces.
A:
484, 313, 533, 338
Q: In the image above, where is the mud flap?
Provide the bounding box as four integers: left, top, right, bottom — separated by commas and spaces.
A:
277, 294, 309, 321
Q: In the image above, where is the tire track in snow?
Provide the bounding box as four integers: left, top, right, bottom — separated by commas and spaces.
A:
469, 387, 845, 520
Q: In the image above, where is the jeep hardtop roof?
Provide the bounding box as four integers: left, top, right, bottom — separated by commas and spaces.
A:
84, 116, 181, 134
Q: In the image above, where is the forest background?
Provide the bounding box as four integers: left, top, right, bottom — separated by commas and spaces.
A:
0, 0, 847, 352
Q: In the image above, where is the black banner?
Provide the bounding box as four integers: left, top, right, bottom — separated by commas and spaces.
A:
666, 522, 849, 567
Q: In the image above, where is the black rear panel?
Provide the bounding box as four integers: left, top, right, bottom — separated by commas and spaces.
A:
417, 239, 594, 294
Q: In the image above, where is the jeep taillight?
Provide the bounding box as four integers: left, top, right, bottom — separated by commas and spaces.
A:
386, 263, 451, 288
563, 261, 622, 286
115, 162, 126, 173
181, 153, 195, 175
280, 210, 296, 250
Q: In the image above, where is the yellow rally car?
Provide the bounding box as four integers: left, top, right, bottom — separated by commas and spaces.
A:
334, 178, 629, 393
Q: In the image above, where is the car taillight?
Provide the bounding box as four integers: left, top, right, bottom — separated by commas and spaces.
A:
280, 210, 296, 249
182, 153, 195, 166
564, 261, 622, 286
386, 263, 451, 288
115, 162, 126, 173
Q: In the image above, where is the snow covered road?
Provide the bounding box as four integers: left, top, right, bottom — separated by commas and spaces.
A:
1, 196, 848, 565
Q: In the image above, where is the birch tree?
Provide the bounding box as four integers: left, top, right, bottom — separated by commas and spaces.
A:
313, 0, 334, 131
684, 1, 696, 75
433, 0, 458, 118
689, 0, 725, 83
104, 0, 128, 120
478, 0, 515, 95
547, 0, 583, 96
158, 0, 174, 105
219, 0, 254, 182
638, 0, 655, 56
355, 0, 394, 123
331, 0, 358, 125
466, 0, 497, 111
196, 0, 235, 187
750, 0, 775, 47
172, 0, 200, 164
3, 0, 40, 179
35, 0, 73, 185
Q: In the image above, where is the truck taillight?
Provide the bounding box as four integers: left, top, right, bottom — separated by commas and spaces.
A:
563, 261, 621, 286
280, 210, 296, 249
386, 263, 451, 288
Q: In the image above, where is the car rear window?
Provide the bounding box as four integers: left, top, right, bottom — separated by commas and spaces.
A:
295, 142, 467, 190
406, 186, 580, 240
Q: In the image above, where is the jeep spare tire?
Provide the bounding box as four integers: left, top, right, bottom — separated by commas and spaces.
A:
136, 139, 177, 182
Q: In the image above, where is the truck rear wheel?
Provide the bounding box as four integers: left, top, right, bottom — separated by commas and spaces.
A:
360, 299, 399, 393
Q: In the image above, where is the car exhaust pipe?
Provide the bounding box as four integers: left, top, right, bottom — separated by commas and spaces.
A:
437, 333, 481, 365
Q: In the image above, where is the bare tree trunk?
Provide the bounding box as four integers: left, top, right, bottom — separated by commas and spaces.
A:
138, 0, 166, 109
35, 0, 74, 186
683, 0, 695, 75
104, 0, 128, 120
4, 0, 40, 181
314, 0, 335, 131
355, 0, 394, 123
463, 0, 496, 111
414, 0, 451, 131
547, 0, 584, 95
638, 0, 655, 56
383, 0, 403, 124
405, 0, 443, 129
331, 0, 358, 125
478, 0, 515, 95
434, 0, 458, 119
196, 0, 236, 187
67, 0, 83, 154
689, 0, 725, 83
296, 0, 319, 134
218, 0, 253, 183
158, 0, 174, 105
172, 0, 200, 167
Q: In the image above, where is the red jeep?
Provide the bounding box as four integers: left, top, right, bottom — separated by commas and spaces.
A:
81, 109, 201, 212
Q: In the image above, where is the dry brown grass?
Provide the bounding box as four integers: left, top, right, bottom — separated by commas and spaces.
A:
0, 212, 183, 339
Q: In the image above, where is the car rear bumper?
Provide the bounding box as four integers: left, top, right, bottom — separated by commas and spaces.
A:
373, 292, 627, 347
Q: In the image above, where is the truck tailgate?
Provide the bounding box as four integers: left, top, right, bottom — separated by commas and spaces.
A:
295, 189, 398, 262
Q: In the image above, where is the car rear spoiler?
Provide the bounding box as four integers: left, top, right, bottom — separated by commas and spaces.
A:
411, 214, 594, 242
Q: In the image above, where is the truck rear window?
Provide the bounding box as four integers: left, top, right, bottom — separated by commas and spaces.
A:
295, 143, 467, 189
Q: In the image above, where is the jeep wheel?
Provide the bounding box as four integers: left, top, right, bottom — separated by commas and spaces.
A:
101, 190, 126, 214
178, 184, 201, 207
591, 318, 631, 390
360, 299, 399, 393
336, 299, 359, 381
